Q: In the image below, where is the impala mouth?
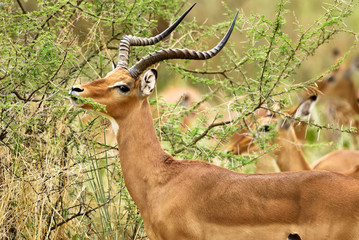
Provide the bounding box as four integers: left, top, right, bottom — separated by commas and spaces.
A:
68, 90, 84, 107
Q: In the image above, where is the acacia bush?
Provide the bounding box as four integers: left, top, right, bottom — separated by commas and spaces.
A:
0, 0, 358, 239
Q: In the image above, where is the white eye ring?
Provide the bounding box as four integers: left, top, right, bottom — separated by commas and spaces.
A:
116, 85, 130, 93
109, 82, 130, 94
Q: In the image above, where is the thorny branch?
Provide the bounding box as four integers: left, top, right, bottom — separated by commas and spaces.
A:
260, 106, 357, 134
9, 50, 68, 106
49, 186, 125, 231
258, 0, 285, 102
174, 118, 233, 155
15, 0, 26, 14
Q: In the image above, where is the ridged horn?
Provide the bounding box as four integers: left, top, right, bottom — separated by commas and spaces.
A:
117, 3, 196, 69
128, 11, 239, 80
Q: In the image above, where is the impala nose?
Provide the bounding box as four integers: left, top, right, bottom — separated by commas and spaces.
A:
71, 86, 84, 92
69, 86, 84, 107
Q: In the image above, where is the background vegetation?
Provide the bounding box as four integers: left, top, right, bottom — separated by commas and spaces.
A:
1, 0, 358, 239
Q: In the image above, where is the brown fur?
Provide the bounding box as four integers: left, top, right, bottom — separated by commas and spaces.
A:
275, 125, 359, 179
313, 54, 359, 146
227, 105, 359, 179
70, 68, 359, 239
312, 149, 359, 172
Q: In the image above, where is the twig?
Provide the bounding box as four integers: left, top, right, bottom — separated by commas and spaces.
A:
15, 0, 26, 14
258, 0, 285, 102
49, 186, 125, 231
68, 2, 114, 22
174, 119, 233, 155
11, 90, 40, 102
261, 106, 357, 134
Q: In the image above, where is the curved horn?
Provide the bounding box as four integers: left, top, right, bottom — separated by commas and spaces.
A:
117, 3, 196, 69
128, 11, 239, 80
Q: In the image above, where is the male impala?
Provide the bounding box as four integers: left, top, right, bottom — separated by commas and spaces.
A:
69, 5, 359, 239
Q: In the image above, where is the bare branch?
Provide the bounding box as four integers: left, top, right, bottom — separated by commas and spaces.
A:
49, 186, 125, 231
15, 0, 26, 14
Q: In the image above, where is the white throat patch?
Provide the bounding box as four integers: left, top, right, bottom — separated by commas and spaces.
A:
108, 117, 119, 136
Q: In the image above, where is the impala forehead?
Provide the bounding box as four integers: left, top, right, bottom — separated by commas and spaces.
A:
104, 77, 133, 86
108, 81, 134, 88
100, 68, 137, 88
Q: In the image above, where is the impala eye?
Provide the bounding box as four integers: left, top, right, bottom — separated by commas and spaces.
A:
258, 125, 271, 133
117, 85, 130, 93
327, 76, 335, 83
309, 95, 317, 101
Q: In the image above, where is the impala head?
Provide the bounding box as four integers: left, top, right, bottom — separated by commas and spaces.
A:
69, 68, 157, 119
281, 92, 318, 130
318, 50, 359, 109
69, 5, 238, 121
227, 91, 318, 155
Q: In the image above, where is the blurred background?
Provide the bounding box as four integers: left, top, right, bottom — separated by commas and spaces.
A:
16, 0, 359, 86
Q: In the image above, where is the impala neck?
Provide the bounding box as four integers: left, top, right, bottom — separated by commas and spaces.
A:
275, 126, 311, 171
113, 99, 168, 210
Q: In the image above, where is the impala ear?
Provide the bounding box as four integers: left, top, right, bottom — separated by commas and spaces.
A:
281, 95, 317, 130
293, 95, 317, 119
140, 69, 157, 97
